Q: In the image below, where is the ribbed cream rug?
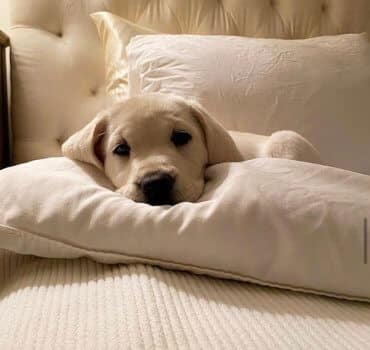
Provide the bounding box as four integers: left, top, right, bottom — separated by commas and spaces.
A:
1, 249, 370, 349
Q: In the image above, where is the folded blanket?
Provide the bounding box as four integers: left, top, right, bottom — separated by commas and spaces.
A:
0, 157, 369, 301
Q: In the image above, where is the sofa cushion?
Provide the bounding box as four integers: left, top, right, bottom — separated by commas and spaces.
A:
91, 12, 157, 96
0, 157, 369, 302
126, 33, 370, 175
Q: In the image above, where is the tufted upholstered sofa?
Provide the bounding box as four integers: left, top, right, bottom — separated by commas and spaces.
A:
1, 0, 370, 167
1, 1, 370, 348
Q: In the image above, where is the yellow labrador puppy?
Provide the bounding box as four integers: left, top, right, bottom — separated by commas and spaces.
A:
62, 94, 320, 205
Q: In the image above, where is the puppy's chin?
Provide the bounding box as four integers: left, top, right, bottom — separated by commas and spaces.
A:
171, 179, 204, 204
116, 184, 146, 203
116, 179, 205, 205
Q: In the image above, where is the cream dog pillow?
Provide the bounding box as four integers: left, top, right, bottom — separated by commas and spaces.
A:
0, 156, 369, 302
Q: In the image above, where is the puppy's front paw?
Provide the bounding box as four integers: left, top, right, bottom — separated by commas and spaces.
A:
263, 131, 322, 164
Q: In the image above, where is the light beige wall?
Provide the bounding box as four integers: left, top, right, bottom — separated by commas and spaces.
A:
0, 0, 10, 31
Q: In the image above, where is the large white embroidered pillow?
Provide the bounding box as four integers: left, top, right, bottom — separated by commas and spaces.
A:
0, 157, 370, 302
125, 33, 370, 175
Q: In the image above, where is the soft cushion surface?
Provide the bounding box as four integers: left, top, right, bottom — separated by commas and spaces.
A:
91, 12, 156, 96
126, 33, 370, 175
0, 157, 369, 301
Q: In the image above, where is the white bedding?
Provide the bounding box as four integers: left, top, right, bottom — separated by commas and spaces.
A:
0, 157, 370, 301
1, 248, 370, 349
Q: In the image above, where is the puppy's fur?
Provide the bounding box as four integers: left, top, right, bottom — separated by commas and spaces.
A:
62, 94, 321, 205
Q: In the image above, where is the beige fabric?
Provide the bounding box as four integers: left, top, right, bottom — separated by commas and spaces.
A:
9, 0, 370, 164
127, 33, 370, 175
1, 157, 370, 301
1, 248, 370, 350
6, 1, 370, 346
91, 12, 156, 96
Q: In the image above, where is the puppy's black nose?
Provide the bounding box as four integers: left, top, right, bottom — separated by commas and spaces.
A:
140, 172, 175, 205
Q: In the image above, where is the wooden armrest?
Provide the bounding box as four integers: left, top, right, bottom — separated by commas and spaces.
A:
0, 30, 10, 169
0, 31, 9, 47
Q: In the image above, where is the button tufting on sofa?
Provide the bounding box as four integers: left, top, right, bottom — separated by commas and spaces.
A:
56, 138, 64, 146
8, 0, 370, 164
90, 87, 99, 96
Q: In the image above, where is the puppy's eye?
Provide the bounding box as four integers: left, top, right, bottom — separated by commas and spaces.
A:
171, 131, 192, 147
113, 143, 131, 156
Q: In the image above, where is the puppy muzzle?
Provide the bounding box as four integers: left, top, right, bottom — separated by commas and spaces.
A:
140, 171, 175, 205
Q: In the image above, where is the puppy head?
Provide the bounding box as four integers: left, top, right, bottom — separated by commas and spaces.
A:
62, 94, 242, 205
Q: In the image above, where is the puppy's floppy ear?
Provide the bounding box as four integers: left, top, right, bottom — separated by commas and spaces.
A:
62, 112, 107, 170
188, 101, 242, 165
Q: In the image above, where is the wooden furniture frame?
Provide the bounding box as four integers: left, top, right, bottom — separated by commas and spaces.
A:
0, 30, 10, 169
